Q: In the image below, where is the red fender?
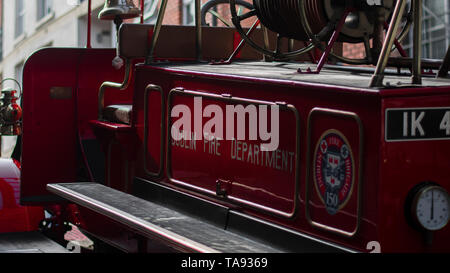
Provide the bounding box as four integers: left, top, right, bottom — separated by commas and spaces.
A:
0, 158, 43, 233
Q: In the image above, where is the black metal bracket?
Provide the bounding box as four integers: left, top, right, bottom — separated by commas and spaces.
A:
438, 45, 450, 78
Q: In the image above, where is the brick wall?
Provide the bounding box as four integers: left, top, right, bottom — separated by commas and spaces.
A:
163, 0, 182, 25
343, 40, 404, 61
141, 0, 253, 26
343, 43, 366, 60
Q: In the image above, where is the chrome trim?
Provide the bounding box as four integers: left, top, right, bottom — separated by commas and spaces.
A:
370, 0, 407, 87
98, 59, 132, 120
143, 84, 165, 178
146, 0, 168, 63
305, 107, 364, 238
195, 0, 202, 61
412, 0, 422, 84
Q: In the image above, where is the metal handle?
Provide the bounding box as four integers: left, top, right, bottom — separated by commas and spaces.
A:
369, 0, 407, 87
98, 60, 132, 120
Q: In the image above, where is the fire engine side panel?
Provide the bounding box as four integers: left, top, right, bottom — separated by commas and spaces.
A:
21, 48, 134, 204
380, 90, 450, 252
132, 65, 382, 252
168, 91, 299, 217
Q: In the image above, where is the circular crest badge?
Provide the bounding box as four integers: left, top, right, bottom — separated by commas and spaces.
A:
313, 130, 355, 215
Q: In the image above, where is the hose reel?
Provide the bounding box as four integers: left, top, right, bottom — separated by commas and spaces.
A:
230, 0, 413, 64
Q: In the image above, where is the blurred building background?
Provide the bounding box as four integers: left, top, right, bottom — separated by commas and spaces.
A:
404, 0, 449, 59
0, 0, 114, 156
343, 1, 450, 60
0, 0, 208, 88
0, 0, 204, 157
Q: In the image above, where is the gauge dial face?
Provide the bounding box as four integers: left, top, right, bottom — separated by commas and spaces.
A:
415, 187, 450, 231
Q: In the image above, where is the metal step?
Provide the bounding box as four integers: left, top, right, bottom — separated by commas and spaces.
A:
47, 182, 282, 253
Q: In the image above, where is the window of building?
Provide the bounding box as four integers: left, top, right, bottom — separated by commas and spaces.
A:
15, 0, 25, 38
0, 27, 3, 62
182, 0, 195, 25
404, 1, 450, 59
15, 62, 24, 87
67, 0, 85, 5
0, 0, 3, 61
37, 0, 52, 21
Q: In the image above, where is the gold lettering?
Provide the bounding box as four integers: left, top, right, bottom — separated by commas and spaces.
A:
282, 150, 288, 172
254, 144, 260, 165
247, 144, 254, 164
266, 150, 275, 168
231, 139, 236, 159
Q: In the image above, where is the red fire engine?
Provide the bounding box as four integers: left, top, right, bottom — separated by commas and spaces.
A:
0, 0, 449, 253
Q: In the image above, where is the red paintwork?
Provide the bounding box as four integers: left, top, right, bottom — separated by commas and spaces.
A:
19, 45, 450, 253
11, 103, 22, 122
0, 158, 43, 233
167, 93, 298, 216
21, 48, 135, 203
380, 94, 450, 252
133, 65, 381, 252
90, 120, 136, 192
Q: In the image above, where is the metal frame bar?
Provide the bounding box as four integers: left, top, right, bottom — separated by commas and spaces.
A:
195, 0, 202, 61
438, 45, 450, 78
146, 0, 168, 63
141, 0, 145, 24
298, 8, 352, 74
370, 0, 407, 87
412, 0, 423, 84
210, 19, 260, 65
147, 0, 202, 62
98, 60, 133, 120
87, 0, 92, 48
262, 26, 270, 61
165, 88, 301, 219
143, 84, 165, 178
305, 107, 364, 238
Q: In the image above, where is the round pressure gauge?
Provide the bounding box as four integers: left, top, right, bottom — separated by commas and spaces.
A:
412, 185, 450, 231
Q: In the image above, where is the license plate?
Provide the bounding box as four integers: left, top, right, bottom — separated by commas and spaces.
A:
385, 107, 450, 141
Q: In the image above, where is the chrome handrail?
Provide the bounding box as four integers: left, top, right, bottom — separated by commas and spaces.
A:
370, 0, 408, 87
98, 59, 132, 120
